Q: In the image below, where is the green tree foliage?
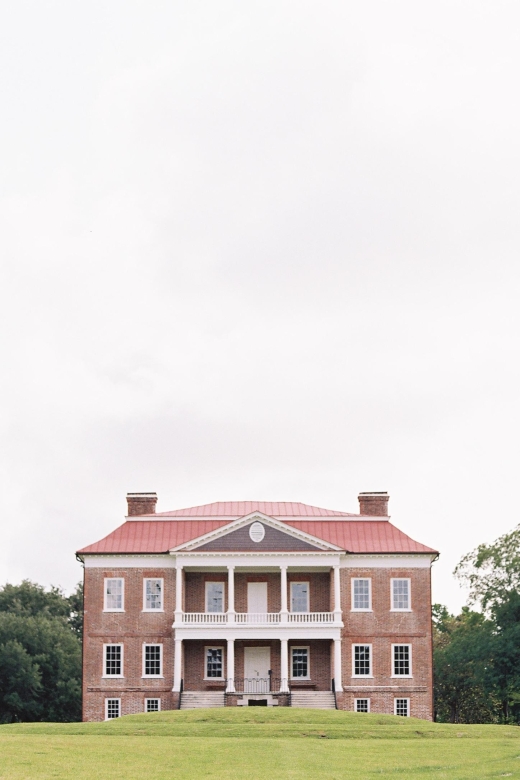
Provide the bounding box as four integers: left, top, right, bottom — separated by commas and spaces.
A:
0, 581, 82, 723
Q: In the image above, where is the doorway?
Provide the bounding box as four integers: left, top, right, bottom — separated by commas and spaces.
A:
247, 582, 268, 614
243, 646, 271, 693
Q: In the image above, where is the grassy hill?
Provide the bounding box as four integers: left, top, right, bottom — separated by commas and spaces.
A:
0, 709, 519, 779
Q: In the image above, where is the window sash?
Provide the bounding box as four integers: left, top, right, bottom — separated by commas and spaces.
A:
144, 579, 163, 611
105, 698, 121, 719
104, 644, 123, 677
105, 578, 124, 611
291, 647, 309, 678
395, 698, 410, 717
205, 647, 223, 678
352, 579, 371, 610
353, 644, 371, 676
290, 582, 309, 613
392, 579, 410, 610
355, 698, 370, 713
393, 645, 411, 676
206, 582, 225, 613
145, 698, 161, 712
143, 644, 162, 676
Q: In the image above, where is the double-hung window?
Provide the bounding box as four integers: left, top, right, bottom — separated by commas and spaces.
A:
143, 644, 163, 677
145, 698, 161, 712
392, 644, 412, 677
351, 579, 371, 611
352, 644, 372, 677
391, 579, 411, 611
143, 578, 163, 611
291, 646, 309, 679
105, 698, 121, 719
394, 698, 410, 717
206, 582, 225, 613
104, 578, 124, 611
355, 698, 370, 713
205, 647, 224, 679
104, 644, 123, 677
290, 582, 309, 613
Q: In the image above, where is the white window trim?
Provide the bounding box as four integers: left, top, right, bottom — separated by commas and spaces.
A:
103, 577, 125, 612
351, 578, 372, 612
290, 645, 311, 680
103, 643, 124, 678
142, 578, 164, 612
391, 644, 413, 678
145, 698, 161, 712
205, 581, 226, 614
105, 697, 121, 720
394, 697, 410, 717
290, 581, 310, 613
390, 578, 412, 612
142, 643, 164, 678
351, 643, 373, 678
204, 645, 224, 680
354, 698, 371, 713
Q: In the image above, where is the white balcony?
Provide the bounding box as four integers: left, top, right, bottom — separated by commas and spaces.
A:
176, 611, 336, 626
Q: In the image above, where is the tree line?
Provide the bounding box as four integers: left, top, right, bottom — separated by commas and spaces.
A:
0, 523, 519, 723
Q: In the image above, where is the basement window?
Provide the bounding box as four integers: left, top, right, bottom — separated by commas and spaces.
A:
355, 698, 370, 713
105, 698, 121, 720
394, 698, 410, 717
145, 698, 161, 712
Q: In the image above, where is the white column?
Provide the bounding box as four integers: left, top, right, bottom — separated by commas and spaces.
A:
226, 638, 235, 692
175, 565, 183, 623
333, 638, 343, 692
280, 638, 289, 692
280, 566, 288, 624
227, 566, 235, 625
333, 565, 342, 622
173, 638, 183, 691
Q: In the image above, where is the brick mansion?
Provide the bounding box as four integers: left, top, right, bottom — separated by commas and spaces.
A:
77, 492, 438, 721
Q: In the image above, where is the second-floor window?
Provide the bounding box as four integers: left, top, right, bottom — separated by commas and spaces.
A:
206, 582, 225, 613
104, 644, 123, 677
143, 644, 163, 676
144, 578, 163, 611
352, 579, 371, 610
352, 644, 372, 676
391, 579, 411, 611
290, 582, 309, 613
104, 578, 124, 611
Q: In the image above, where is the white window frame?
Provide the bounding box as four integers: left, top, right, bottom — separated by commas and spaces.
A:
205, 581, 226, 613
204, 645, 224, 680
103, 577, 125, 612
145, 698, 161, 712
351, 578, 372, 611
105, 697, 121, 720
290, 645, 310, 680
390, 578, 412, 612
394, 697, 410, 717
354, 698, 371, 713
391, 644, 412, 678
290, 581, 310, 613
103, 643, 124, 678
143, 578, 164, 612
351, 644, 373, 678
142, 643, 164, 678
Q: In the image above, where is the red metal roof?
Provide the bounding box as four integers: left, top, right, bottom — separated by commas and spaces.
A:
153, 501, 356, 518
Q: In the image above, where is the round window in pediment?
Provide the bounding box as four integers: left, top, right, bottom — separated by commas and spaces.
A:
249, 521, 265, 543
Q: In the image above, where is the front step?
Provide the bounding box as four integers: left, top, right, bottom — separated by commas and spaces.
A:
180, 691, 226, 709
290, 691, 336, 709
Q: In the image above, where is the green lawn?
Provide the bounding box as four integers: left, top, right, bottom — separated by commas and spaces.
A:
0, 709, 519, 779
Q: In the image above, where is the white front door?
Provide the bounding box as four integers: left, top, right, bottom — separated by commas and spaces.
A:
247, 582, 268, 614
244, 646, 271, 692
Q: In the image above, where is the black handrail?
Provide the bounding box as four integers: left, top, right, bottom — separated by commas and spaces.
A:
331, 678, 338, 710
177, 679, 183, 709
229, 677, 288, 694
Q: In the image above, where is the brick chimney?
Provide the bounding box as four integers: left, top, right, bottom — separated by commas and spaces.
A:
126, 492, 158, 516
358, 492, 389, 516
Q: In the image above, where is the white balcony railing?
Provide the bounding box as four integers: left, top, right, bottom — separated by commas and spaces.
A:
178, 611, 337, 625
182, 612, 228, 624
287, 612, 335, 623
235, 613, 281, 624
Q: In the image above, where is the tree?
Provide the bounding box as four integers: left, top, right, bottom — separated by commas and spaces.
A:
454, 525, 520, 612
0, 641, 42, 723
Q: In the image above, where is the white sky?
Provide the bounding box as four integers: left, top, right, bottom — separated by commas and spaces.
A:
1, 1, 519, 613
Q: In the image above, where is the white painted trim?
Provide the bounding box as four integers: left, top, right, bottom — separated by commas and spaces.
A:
144, 698, 161, 712
342, 556, 434, 568
351, 643, 373, 678
204, 645, 225, 680
142, 643, 164, 678
175, 625, 342, 641
142, 578, 164, 612
394, 697, 411, 716
170, 512, 343, 553
174, 552, 343, 569
391, 644, 413, 678
103, 643, 124, 678
103, 577, 125, 612
354, 698, 371, 713
290, 581, 310, 613
104, 697, 121, 720
390, 578, 412, 611
351, 577, 372, 611
290, 645, 310, 680
205, 581, 226, 614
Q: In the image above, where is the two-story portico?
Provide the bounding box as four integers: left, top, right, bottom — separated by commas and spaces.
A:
77, 493, 438, 719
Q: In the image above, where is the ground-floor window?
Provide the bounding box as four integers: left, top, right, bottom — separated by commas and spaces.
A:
145, 698, 161, 712
394, 698, 410, 717
354, 698, 370, 713
143, 644, 163, 677
291, 647, 309, 679
105, 698, 121, 720
205, 646, 224, 678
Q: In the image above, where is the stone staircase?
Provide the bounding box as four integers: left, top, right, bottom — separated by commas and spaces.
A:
290, 691, 336, 709
180, 691, 226, 709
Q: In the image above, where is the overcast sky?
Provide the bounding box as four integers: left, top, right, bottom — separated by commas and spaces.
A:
1, 1, 519, 612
